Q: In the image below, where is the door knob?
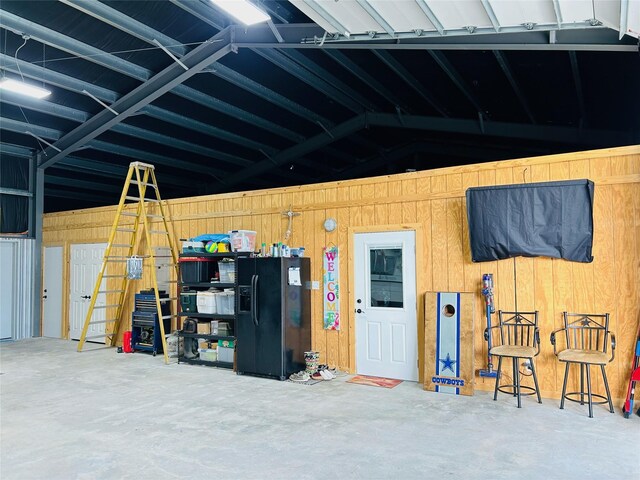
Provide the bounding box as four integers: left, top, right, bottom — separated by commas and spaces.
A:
356, 298, 362, 304
356, 308, 363, 314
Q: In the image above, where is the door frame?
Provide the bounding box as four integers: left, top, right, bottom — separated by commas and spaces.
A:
348, 223, 425, 381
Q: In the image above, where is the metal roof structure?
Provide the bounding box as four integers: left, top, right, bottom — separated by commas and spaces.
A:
0, 0, 638, 213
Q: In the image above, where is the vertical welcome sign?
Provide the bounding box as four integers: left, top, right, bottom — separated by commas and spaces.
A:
323, 246, 340, 330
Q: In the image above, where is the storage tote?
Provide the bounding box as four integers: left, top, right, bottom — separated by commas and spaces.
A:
228, 230, 256, 252
197, 290, 218, 314
180, 291, 197, 312
179, 257, 217, 283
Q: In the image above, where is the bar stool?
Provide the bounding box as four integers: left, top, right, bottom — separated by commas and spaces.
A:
488, 311, 542, 408
550, 312, 615, 418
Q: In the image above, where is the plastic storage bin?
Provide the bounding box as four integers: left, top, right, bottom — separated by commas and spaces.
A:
180, 292, 197, 312
182, 240, 205, 253
197, 290, 218, 314
218, 261, 235, 283
211, 321, 232, 336
216, 291, 235, 315
228, 230, 257, 252
198, 348, 218, 362
217, 340, 234, 363
180, 257, 217, 283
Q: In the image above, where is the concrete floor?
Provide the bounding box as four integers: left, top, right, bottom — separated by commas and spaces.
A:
1, 339, 638, 480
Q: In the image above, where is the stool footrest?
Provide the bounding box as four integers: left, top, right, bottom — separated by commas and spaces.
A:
563, 391, 610, 405
497, 384, 538, 397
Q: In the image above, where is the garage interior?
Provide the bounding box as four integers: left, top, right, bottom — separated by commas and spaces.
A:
1, 1, 639, 479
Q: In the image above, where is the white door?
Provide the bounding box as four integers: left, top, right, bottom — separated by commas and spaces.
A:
43, 246, 64, 338
69, 243, 107, 342
354, 231, 418, 381
0, 241, 16, 339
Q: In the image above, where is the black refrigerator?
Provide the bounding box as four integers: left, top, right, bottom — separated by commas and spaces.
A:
236, 257, 311, 380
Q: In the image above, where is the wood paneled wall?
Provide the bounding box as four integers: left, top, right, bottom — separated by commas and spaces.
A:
43, 146, 640, 400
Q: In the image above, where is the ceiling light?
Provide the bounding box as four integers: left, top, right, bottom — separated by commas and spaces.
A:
0, 78, 51, 99
210, 0, 270, 25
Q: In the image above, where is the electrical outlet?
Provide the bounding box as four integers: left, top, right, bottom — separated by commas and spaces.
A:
312, 281, 319, 290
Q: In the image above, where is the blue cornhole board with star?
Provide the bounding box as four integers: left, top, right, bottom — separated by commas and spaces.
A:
424, 292, 475, 396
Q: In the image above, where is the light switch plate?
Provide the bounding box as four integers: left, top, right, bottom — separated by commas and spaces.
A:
312, 281, 320, 290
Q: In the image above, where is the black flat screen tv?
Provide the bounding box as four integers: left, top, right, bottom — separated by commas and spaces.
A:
465, 179, 594, 263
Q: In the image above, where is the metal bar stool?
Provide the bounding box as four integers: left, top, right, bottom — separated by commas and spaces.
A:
550, 312, 616, 418
488, 311, 542, 408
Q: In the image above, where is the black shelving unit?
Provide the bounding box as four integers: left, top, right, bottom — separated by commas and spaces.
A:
176, 251, 250, 368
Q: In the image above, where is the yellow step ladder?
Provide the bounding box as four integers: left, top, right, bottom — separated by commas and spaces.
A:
77, 162, 179, 364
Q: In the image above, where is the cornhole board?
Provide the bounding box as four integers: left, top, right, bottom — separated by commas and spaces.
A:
424, 292, 475, 396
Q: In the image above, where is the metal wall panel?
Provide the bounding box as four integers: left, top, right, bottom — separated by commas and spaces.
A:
0, 238, 34, 340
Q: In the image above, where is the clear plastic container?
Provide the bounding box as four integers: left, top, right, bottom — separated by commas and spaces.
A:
196, 290, 218, 314
198, 348, 217, 362
218, 261, 235, 283
215, 291, 235, 315
228, 230, 257, 252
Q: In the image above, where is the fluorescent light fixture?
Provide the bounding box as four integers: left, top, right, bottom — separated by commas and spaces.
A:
0, 78, 51, 99
210, 0, 270, 25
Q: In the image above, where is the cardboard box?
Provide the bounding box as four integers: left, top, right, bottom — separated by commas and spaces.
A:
197, 322, 210, 334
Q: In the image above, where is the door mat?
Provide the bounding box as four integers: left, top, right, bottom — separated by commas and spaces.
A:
347, 375, 402, 388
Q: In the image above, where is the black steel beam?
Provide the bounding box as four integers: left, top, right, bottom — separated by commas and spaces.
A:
38, 27, 233, 168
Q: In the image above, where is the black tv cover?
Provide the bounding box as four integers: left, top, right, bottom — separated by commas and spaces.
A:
466, 179, 594, 263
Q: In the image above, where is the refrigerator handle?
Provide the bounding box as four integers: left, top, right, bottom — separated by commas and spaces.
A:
251, 274, 259, 326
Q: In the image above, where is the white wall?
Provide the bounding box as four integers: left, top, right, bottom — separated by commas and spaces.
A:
0, 237, 34, 340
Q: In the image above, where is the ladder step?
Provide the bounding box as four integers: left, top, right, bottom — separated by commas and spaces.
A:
105, 259, 128, 263
150, 230, 169, 235
120, 212, 138, 217
116, 228, 136, 233
98, 290, 125, 294
162, 315, 177, 320
146, 214, 163, 219
93, 304, 122, 309
110, 244, 133, 248
88, 319, 117, 325
159, 297, 178, 302
131, 180, 157, 188
125, 196, 160, 203
102, 275, 127, 278
107, 255, 149, 259
84, 333, 115, 340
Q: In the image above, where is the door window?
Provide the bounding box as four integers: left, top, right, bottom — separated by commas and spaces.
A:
369, 248, 403, 308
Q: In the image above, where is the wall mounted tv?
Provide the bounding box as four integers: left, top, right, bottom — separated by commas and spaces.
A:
465, 179, 594, 263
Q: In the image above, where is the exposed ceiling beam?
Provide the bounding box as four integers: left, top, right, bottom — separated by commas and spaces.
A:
45, 174, 122, 193
492, 51, 537, 124
0, 142, 192, 189
168, 0, 225, 30
302, 0, 350, 36
356, 0, 395, 37
481, 1, 502, 33
323, 50, 410, 112
35, 27, 234, 168
59, 0, 325, 136
0, 54, 275, 153
59, 0, 188, 57
0, 117, 233, 177
280, 49, 378, 111
0, 10, 303, 144
364, 113, 633, 145
371, 50, 448, 117
251, 48, 365, 114
1, 91, 254, 167
552, 0, 563, 27
226, 22, 633, 51
428, 51, 485, 115
1, 143, 34, 158
568, 51, 587, 127
414, 0, 446, 35
210, 115, 368, 192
